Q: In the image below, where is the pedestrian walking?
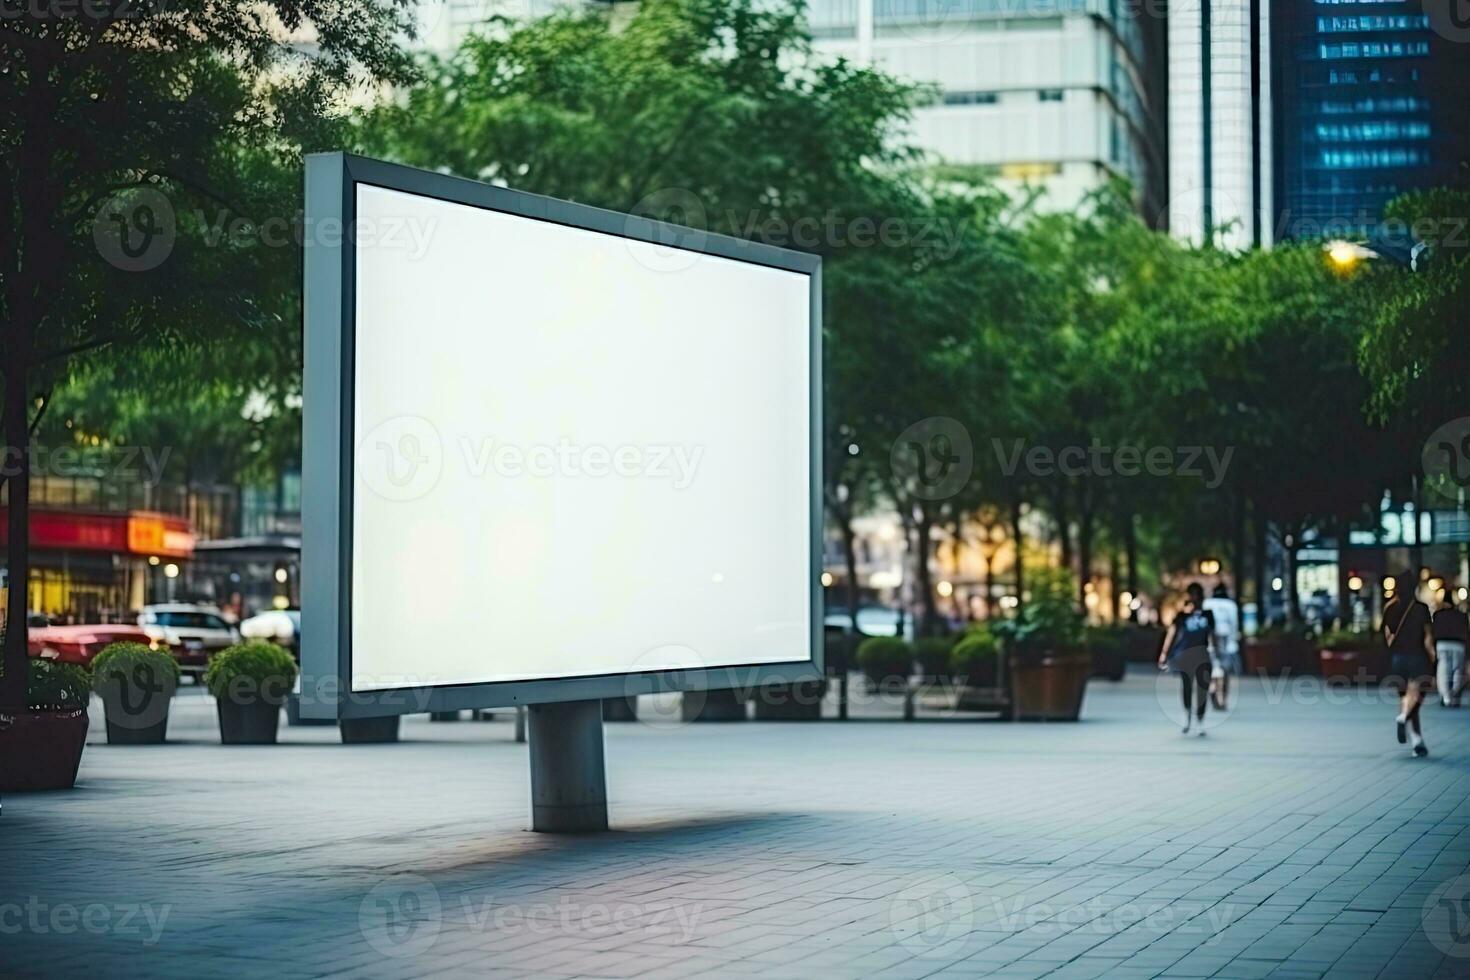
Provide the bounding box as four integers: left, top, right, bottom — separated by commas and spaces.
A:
1382, 572, 1435, 757
1203, 583, 1242, 710
1158, 582, 1216, 736
1431, 591, 1467, 708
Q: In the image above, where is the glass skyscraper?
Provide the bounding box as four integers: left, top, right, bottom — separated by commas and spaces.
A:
1272, 0, 1470, 241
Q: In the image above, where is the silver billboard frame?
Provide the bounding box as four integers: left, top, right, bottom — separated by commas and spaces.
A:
300, 152, 824, 720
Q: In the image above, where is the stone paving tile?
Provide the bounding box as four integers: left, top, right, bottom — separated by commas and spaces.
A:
1, 672, 1468, 979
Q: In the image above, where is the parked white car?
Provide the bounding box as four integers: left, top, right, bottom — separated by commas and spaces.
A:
138, 604, 240, 678
240, 609, 300, 656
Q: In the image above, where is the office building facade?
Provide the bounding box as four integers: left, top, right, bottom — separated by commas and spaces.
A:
1168, 0, 1274, 248
808, 0, 1167, 218
1271, 0, 1470, 241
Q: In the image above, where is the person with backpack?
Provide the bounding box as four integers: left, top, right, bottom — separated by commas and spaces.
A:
1382, 572, 1436, 757
1158, 582, 1216, 736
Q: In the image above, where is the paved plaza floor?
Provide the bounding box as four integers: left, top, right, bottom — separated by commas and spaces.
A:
3, 668, 1469, 979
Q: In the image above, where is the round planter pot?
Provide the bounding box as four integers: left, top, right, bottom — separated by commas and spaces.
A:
680, 688, 748, 722
602, 696, 638, 722
1090, 648, 1127, 682
752, 680, 826, 721
340, 715, 401, 744
1009, 653, 1091, 722
0, 710, 89, 790
1244, 639, 1283, 676
96, 664, 177, 745
217, 699, 282, 745
1320, 647, 1388, 685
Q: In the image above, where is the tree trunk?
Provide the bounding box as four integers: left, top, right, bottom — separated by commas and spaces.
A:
914, 507, 939, 636
1076, 484, 1094, 608
1052, 485, 1072, 571
1334, 514, 1351, 629
839, 506, 860, 721
1010, 494, 1025, 600
1108, 548, 1121, 622
1284, 526, 1303, 625
1123, 511, 1139, 622
1253, 504, 1269, 627
1231, 491, 1247, 603
2, 348, 31, 714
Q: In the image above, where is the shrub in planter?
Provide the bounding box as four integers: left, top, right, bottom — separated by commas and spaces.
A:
91, 642, 179, 745
1247, 625, 1316, 676
855, 636, 913, 691
1084, 625, 1129, 681
205, 641, 298, 745
913, 635, 956, 681
949, 628, 1001, 687
1319, 628, 1386, 684
0, 655, 92, 790
992, 569, 1090, 721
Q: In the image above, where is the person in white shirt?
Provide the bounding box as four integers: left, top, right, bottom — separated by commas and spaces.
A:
1203, 583, 1242, 710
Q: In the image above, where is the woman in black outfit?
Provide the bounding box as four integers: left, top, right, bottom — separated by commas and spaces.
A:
1382, 571, 1436, 757
1158, 582, 1216, 736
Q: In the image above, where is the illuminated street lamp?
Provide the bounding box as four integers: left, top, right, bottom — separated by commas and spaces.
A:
1198, 558, 1221, 576
1347, 574, 1363, 592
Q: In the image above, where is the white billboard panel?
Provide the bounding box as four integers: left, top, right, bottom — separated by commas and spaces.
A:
301, 154, 821, 716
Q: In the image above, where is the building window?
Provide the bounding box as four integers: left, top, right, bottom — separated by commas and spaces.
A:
943, 91, 999, 105
1038, 89, 1064, 102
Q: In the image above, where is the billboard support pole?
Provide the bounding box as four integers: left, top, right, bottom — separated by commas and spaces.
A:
527, 700, 608, 833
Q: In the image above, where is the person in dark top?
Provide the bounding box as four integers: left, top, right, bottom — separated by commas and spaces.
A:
1431, 594, 1468, 708
1382, 571, 1436, 756
1158, 582, 1216, 736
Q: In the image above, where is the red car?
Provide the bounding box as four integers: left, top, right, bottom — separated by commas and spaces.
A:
27, 624, 156, 668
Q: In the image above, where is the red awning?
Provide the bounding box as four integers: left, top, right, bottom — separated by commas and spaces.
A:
0, 508, 195, 559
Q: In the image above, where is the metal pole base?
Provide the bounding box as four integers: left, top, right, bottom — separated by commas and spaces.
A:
527, 700, 608, 833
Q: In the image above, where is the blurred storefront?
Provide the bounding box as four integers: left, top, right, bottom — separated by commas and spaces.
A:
0, 505, 196, 622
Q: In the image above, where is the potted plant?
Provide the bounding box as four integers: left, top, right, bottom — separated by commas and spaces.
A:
1319, 628, 1384, 684
1084, 625, 1129, 682
1246, 625, 1315, 676
950, 626, 1007, 712
855, 636, 913, 695
205, 641, 298, 745
1123, 623, 1166, 664
340, 713, 401, 743
91, 642, 179, 745
0, 655, 92, 790
992, 569, 1090, 721
750, 677, 826, 720
913, 635, 955, 683
1244, 628, 1283, 675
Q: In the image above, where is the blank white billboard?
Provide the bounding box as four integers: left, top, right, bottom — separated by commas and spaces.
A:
348, 183, 813, 691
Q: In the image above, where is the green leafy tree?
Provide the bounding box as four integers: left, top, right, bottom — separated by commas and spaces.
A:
0, 1, 415, 712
